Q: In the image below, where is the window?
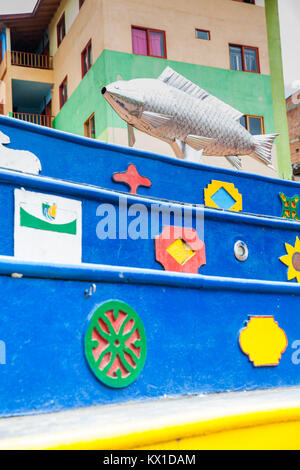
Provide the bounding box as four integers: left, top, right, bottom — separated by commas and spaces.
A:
229, 44, 259, 73
84, 113, 96, 139
59, 76, 68, 109
57, 13, 66, 47
131, 26, 166, 58
81, 40, 92, 77
79, 0, 85, 8
195, 29, 210, 40
240, 115, 264, 135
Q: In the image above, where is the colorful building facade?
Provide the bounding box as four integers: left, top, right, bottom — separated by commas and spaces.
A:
286, 90, 300, 181
0, 0, 292, 179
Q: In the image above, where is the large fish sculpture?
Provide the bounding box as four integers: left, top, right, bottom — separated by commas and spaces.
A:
101, 67, 278, 170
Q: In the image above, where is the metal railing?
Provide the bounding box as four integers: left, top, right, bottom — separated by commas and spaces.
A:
13, 113, 54, 128
11, 51, 53, 70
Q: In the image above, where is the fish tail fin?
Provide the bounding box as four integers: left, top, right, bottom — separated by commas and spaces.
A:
252, 133, 279, 167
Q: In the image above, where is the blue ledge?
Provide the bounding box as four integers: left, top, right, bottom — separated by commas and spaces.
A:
1, 114, 299, 190
0, 166, 299, 231
1, 256, 300, 295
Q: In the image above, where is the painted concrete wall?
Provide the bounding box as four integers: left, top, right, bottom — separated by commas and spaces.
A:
265, 0, 292, 180
49, 0, 81, 57
5, 0, 281, 178
101, 0, 269, 73
53, 49, 277, 176
49, 0, 104, 116
50, 0, 270, 116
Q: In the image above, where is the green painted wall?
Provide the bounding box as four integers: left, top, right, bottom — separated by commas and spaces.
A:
53, 49, 275, 142
53, 51, 108, 138
265, 0, 292, 180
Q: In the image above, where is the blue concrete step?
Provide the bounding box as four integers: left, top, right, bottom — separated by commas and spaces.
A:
1, 115, 299, 220
0, 257, 298, 417
0, 168, 298, 282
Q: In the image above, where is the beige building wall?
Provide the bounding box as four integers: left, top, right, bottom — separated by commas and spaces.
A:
47, 0, 274, 177
0, 52, 54, 116
49, 0, 269, 116
101, 0, 269, 73
49, 0, 104, 116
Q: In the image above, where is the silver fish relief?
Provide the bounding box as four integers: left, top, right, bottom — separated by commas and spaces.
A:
102, 67, 278, 170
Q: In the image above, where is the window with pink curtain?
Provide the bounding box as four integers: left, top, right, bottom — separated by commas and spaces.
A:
149, 31, 164, 57
132, 28, 147, 55
131, 27, 166, 58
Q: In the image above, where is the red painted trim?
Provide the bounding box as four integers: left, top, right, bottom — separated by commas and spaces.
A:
57, 12, 65, 48
229, 43, 260, 74
131, 25, 167, 59
195, 29, 211, 40
233, 0, 256, 4
81, 39, 92, 78
59, 76, 68, 110
79, 0, 85, 8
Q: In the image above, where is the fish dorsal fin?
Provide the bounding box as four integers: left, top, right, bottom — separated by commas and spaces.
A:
158, 67, 209, 100
158, 67, 243, 121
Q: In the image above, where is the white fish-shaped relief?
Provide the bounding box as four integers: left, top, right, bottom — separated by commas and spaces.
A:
0, 130, 41, 175
102, 67, 278, 170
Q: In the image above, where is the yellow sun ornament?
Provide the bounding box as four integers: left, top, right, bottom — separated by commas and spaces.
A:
279, 236, 300, 283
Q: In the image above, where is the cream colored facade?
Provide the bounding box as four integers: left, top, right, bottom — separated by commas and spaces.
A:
102, 0, 268, 72
2, 0, 269, 119
49, 0, 104, 116
48, 0, 269, 115
0, 45, 54, 116
1, 0, 280, 178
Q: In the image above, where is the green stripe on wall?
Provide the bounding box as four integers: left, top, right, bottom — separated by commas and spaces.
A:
53, 49, 275, 139
20, 207, 77, 235
265, 0, 292, 180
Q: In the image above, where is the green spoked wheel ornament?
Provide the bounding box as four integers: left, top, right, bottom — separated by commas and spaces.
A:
84, 300, 147, 388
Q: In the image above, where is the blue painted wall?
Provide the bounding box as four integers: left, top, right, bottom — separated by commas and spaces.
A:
0, 170, 298, 282
0, 116, 299, 220
0, 260, 299, 417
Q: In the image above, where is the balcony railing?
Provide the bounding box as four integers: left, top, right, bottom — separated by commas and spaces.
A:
13, 113, 54, 128
11, 51, 53, 70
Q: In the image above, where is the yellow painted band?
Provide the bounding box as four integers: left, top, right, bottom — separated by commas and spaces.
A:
1, 406, 300, 450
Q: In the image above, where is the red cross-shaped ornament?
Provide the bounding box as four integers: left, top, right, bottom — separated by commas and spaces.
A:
112, 164, 152, 195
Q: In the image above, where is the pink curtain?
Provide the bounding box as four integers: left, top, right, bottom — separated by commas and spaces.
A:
149, 31, 163, 57
132, 28, 147, 55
